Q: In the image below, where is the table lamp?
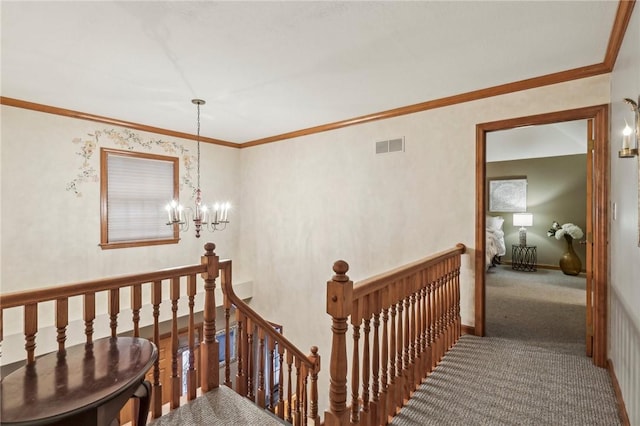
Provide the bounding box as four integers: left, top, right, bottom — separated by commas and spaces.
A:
513, 213, 533, 246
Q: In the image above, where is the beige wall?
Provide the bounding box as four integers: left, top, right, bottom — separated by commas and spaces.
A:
487, 154, 587, 268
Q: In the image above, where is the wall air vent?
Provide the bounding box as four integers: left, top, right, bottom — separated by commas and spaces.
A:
375, 137, 404, 154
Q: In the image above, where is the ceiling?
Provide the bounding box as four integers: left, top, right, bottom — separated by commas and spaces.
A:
1, 1, 621, 145
487, 120, 588, 162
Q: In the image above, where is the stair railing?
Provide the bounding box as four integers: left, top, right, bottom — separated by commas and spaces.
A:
0, 243, 224, 424
219, 259, 321, 425
324, 243, 466, 426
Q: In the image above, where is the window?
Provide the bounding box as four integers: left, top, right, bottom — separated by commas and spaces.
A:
100, 148, 179, 249
216, 326, 237, 366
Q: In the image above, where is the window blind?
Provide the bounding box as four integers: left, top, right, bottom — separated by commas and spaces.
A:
107, 154, 175, 242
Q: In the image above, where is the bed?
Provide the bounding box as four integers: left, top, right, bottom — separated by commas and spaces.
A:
486, 215, 506, 269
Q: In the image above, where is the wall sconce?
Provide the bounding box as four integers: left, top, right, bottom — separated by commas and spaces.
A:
619, 96, 639, 158
513, 213, 533, 246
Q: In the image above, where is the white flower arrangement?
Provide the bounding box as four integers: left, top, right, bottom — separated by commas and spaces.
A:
547, 221, 584, 240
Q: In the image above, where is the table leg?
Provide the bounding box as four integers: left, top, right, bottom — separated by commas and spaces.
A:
133, 380, 152, 426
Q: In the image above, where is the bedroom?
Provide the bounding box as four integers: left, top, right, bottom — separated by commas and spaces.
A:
484, 120, 589, 343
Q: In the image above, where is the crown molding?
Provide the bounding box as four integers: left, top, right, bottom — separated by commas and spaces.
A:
0, 97, 236, 148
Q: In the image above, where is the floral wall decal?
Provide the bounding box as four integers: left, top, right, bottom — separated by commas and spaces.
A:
66, 128, 195, 197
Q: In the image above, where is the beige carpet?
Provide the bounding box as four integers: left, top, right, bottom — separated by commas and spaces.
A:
147, 385, 286, 426
485, 265, 586, 355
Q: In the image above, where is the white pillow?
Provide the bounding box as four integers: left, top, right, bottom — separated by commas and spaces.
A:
486, 215, 504, 231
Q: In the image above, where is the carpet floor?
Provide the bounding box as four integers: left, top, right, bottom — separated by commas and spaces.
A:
390, 266, 621, 426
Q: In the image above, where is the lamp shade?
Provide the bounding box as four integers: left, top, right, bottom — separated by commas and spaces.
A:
513, 213, 533, 227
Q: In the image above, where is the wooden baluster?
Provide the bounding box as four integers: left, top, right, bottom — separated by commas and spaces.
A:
418, 272, 426, 381
324, 260, 353, 426
286, 351, 293, 423
420, 280, 430, 379
277, 343, 285, 419
428, 270, 434, 371
109, 288, 119, 338
440, 262, 448, 361
247, 318, 255, 401
437, 264, 445, 361
187, 275, 197, 400
388, 284, 397, 419
449, 260, 455, 343
0, 309, 3, 360
170, 277, 180, 409
435, 266, 442, 367
403, 281, 411, 401
445, 265, 451, 353
300, 362, 308, 425
24, 303, 37, 364
429, 270, 436, 371
257, 328, 266, 408
308, 346, 320, 425
396, 286, 404, 410
351, 299, 361, 425
371, 293, 381, 426
455, 256, 462, 340
362, 299, 371, 424
409, 280, 417, 394
129, 284, 142, 426
151, 280, 162, 418
268, 337, 276, 411
415, 273, 423, 381
380, 287, 389, 426
131, 284, 142, 337
434, 266, 441, 364
200, 242, 219, 392
84, 292, 95, 349
293, 357, 302, 426
56, 298, 68, 356
223, 295, 232, 388
236, 311, 247, 396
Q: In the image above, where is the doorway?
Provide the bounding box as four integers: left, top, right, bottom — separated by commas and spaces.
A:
474, 105, 609, 367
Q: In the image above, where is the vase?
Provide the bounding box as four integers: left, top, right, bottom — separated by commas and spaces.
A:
559, 234, 581, 276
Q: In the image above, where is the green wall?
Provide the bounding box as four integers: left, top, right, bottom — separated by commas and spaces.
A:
487, 154, 587, 270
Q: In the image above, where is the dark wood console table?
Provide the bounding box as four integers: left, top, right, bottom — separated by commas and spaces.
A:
1, 336, 157, 426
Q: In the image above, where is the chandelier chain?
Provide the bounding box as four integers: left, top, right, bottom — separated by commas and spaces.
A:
196, 101, 201, 190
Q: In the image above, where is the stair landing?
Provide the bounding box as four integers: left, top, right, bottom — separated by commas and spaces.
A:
148, 385, 286, 426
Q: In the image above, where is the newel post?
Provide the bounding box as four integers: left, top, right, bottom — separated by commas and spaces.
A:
201, 242, 220, 391
324, 260, 353, 426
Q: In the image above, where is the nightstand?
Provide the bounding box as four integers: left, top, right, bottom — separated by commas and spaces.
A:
511, 245, 537, 272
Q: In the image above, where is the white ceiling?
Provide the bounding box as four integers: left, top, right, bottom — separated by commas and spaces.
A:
487, 120, 588, 162
1, 1, 619, 144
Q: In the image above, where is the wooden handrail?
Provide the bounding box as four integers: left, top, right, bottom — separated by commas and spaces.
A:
353, 243, 466, 299
0, 264, 206, 309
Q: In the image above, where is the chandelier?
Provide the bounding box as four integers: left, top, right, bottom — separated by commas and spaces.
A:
165, 99, 230, 238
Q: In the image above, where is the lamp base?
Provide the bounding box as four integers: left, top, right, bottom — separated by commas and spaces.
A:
519, 227, 527, 246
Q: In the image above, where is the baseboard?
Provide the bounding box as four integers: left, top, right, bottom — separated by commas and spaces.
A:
500, 262, 586, 274
461, 324, 475, 335
607, 359, 630, 426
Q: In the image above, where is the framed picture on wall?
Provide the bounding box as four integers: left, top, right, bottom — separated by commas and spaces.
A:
489, 178, 527, 212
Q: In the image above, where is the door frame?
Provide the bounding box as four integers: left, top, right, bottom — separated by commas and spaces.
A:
474, 104, 609, 367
